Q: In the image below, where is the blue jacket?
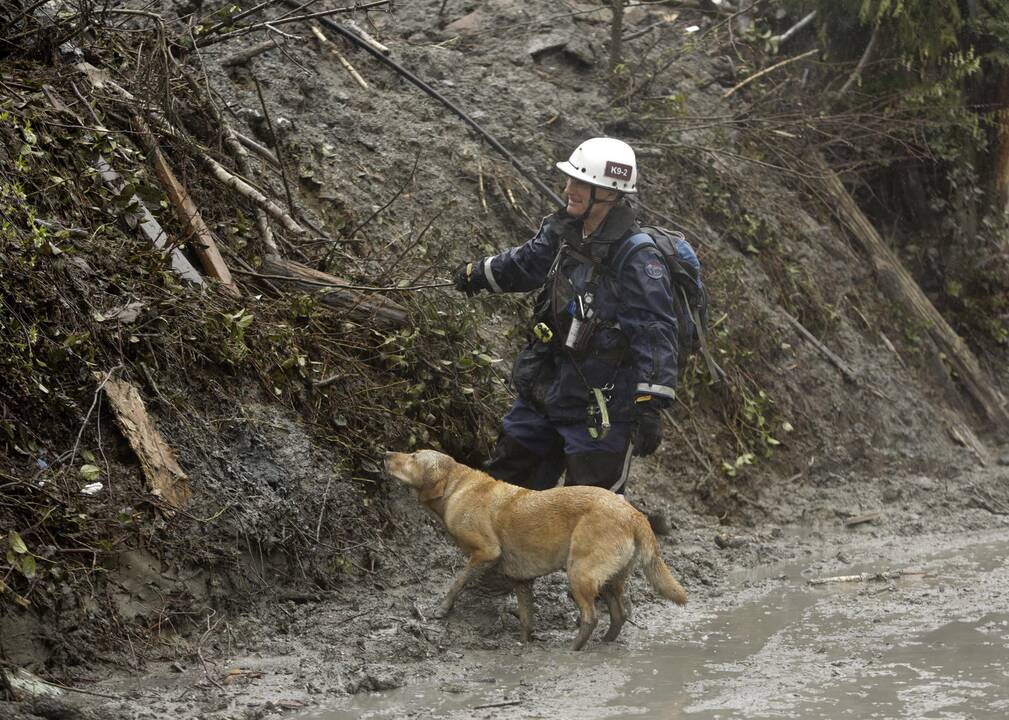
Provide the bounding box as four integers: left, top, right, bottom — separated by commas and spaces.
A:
480, 204, 679, 423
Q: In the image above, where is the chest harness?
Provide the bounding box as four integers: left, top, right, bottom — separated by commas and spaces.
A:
536, 236, 626, 440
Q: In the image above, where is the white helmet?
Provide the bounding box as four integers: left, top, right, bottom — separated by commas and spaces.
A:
555, 137, 638, 193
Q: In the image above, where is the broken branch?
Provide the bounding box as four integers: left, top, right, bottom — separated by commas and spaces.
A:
251, 257, 412, 327
781, 309, 858, 384
837, 23, 880, 97
253, 76, 297, 216
312, 24, 369, 90
769, 10, 817, 51
843, 511, 880, 527
808, 570, 925, 586
180, 70, 281, 257
343, 19, 389, 55
193, 0, 392, 49
723, 48, 818, 99
221, 38, 281, 67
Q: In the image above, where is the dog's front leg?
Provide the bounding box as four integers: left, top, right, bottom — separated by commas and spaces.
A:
515, 581, 534, 643
434, 552, 498, 618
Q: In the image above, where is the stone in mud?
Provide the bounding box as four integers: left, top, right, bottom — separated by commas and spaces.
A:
344, 666, 405, 694
527, 33, 569, 59
445, 11, 486, 34
564, 37, 597, 67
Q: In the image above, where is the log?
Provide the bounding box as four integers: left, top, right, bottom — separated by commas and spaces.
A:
816, 155, 1009, 430
221, 38, 279, 67
92, 156, 205, 287
136, 119, 240, 297
98, 375, 192, 510
258, 255, 409, 327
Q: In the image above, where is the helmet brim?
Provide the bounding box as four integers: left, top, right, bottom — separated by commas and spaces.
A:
554, 161, 636, 193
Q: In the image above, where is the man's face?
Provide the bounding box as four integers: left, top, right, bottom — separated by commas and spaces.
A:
564, 177, 619, 218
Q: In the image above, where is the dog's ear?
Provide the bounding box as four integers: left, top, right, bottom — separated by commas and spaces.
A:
418, 473, 446, 503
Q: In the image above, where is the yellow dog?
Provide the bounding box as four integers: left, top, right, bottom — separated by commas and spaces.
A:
385, 449, 687, 650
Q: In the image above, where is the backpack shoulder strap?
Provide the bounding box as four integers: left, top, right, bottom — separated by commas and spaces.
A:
610, 231, 657, 279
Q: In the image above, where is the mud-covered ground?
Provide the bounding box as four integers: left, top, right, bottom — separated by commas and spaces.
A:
12, 458, 1003, 720
4, 1, 1009, 717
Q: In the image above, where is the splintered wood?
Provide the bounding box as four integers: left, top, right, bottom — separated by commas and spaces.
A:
98, 375, 192, 510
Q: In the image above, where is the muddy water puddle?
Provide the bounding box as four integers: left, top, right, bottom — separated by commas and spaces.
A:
295, 532, 1009, 719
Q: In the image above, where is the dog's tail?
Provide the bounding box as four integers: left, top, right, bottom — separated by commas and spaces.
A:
635, 515, 688, 605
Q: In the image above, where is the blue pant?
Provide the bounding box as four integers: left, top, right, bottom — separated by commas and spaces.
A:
485, 397, 635, 493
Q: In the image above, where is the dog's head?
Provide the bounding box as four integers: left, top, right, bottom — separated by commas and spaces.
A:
384, 449, 454, 503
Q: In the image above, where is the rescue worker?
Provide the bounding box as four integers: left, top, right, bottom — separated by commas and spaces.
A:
453, 137, 678, 495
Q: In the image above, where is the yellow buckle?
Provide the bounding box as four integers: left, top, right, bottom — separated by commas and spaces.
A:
533, 322, 554, 344
587, 387, 611, 440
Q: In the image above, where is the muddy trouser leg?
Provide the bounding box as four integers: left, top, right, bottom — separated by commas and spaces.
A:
563, 448, 634, 494
557, 422, 635, 494
483, 398, 565, 490
560, 423, 670, 535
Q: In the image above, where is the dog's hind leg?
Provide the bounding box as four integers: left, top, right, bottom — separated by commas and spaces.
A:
568, 574, 600, 650
434, 547, 500, 618
514, 580, 534, 643
601, 570, 629, 642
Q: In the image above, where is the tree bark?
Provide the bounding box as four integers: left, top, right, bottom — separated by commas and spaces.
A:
258, 256, 409, 327
140, 129, 240, 298
993, 70, 1009, 214
815, 154, 1009, 430
609, 0, 624, 76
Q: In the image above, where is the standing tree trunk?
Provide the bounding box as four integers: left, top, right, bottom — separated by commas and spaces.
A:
609, 0, 624, 76
992, 70, 1009, 214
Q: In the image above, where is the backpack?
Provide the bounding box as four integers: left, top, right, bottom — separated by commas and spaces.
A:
610, 226, 725, 382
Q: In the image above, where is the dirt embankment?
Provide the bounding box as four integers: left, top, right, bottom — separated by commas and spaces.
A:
2, 1, 1008, 718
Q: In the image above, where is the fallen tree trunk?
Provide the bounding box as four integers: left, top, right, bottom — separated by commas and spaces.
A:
258, 256, 409, 327
816, 155, 1009, 430
135, 118, 240, 297
92, 156, 205, 288
98, 375, 192, 511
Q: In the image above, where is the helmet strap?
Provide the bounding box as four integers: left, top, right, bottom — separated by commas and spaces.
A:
577, 185, 598, 222
577, 185, 621, 232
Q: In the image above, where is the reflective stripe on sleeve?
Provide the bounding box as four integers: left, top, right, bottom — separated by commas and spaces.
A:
483, 256, 503, 293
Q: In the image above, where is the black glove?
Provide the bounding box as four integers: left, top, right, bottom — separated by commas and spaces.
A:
632, 400, 663, 457
452, 260, 488, 297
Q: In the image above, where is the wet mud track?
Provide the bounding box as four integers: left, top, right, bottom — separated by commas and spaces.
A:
294, 526, 1009, 720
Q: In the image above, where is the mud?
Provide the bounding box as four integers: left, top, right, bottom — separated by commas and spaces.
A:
5, 1, 1009, 718
52, 465, 1007, 720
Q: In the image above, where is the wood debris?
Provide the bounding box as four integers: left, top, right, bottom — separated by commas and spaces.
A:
843, 511, 880, 527
808, 570, 927, 586
98, 375, 192, 510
